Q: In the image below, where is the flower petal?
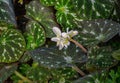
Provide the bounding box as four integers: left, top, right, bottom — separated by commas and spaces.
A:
68, 30, 78, 37
51, 37, 60, 42
62, 32, 68, 38
59, 42, 64, 50
64, 40, 70, 48
53, 27, 61, 36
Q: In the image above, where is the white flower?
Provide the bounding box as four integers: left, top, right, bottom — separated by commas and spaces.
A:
51, 27, 78, 50
51, 27, 70, 50
62, 28, 78, 39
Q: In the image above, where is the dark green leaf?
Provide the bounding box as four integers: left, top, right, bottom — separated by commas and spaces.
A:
73, 71, 107, 83
86, 46, 117, 70
26, 0, 59, 38
28, 44, 87, 68
0, 0, 16, 25
0, 64, 18, 82
74, 0, 114, 19
75, 19, 120, 46
112, 49, 120, 60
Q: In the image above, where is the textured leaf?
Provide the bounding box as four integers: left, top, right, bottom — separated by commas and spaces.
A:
0, 0, 16, 25
73, 71, 106, 83
19, 52, 31, 63
26, 65, 51, 82
55, 0, 77, 29
75, 19, 120, 46
26, 0, 59, 38
28, 44, 87, 68
0, 29, 26, 63
112, 49, 120, 60
86, 46, 117, 70
74, 0, 114, 19
51, 68, 78, 80
40, 0, 57, 6
0, 64, 18, 82
25, 20, 46, 50
0, 22, 14, 35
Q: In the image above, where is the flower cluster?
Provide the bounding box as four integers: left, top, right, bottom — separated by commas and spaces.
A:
51, 27, 78, 50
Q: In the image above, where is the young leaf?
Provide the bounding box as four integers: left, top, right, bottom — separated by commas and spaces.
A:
0, 0, 16, 25
55, 0, 77, 29
24, 20, 46, 50
26, 0, 59, 38
0, 29, 26, 63
75, 19, 120, 46
28, 44, 87, 68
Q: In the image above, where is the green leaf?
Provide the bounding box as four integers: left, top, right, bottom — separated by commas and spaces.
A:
74, 0, 114, 19
55, 0, 77, 29
0, 0, 16, 25
86, 46, 117, 70
19, 52, 31, 63
26, 66, 51, 82
28, 44, 87, 68
73, 71, 107, 83
0, 21, 15, 35
24, 20, 46, 50
75, 19, 120, 46
0, 64, 18, 82
0, 29, 26, 63
51, 68, 78, 80
112, 49, 120, 60
26, 0, 59, 38
40, 0, 57, 6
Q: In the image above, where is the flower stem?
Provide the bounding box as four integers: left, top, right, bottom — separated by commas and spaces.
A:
69, 39, 87, 53
72, 65, 86, 76
14, 71, 33, 83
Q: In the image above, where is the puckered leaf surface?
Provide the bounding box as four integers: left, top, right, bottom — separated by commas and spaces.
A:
0, 29, 26, 63
25, 20, 46, 50
26, 0, 59, 38
0, 0, 16, 25
28, 44, 87, 68
86, 46, 117, 70
0, 64, 18, 82
74, 0, 114, 19
75, 19, 120, 46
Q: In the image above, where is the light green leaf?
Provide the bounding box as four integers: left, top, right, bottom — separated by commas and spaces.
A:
40, 0, 57, 6
25, 20, 46, 50
55, 0, 77, 29
0, 29, 26, 63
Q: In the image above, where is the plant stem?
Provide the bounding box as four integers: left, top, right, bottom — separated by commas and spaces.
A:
69, 38, 87, 53
14, 71, 33, 83
72, 65, 86, 76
